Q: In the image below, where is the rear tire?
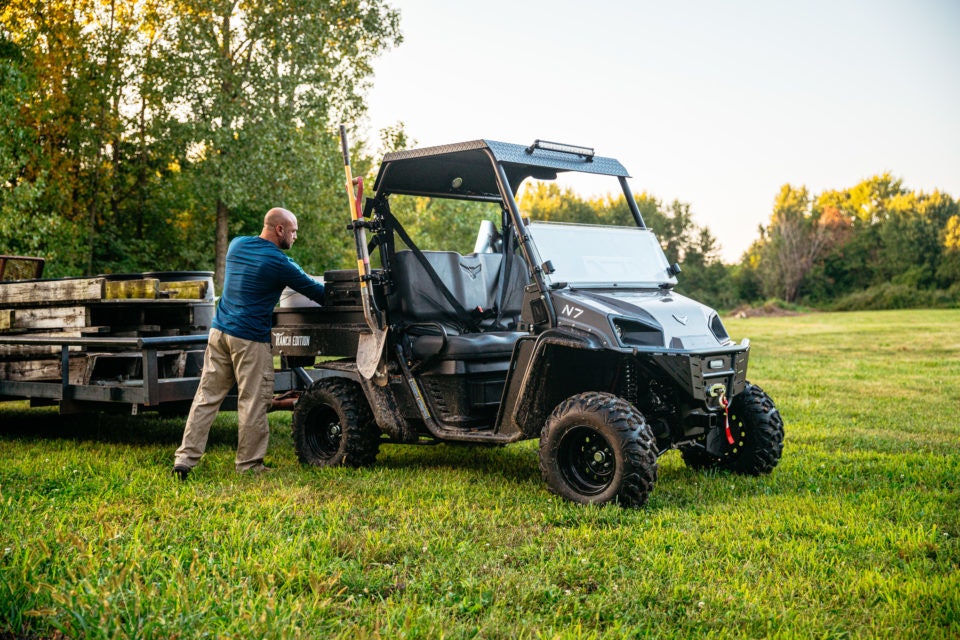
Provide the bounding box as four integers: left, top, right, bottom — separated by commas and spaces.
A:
539, 392, 658, 507
292, 379, 379, 468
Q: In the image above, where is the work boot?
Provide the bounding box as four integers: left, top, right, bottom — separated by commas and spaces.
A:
172, 465, 190, 481
239, 463, 273, 475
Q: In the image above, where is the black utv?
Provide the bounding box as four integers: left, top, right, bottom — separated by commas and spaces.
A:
273, 137, 784, 507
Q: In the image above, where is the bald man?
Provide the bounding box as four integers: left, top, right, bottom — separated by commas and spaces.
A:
173, 208, 325, 478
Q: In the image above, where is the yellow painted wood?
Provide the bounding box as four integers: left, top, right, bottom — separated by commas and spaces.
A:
104, 278, 159, 300
159, 281, 207, 299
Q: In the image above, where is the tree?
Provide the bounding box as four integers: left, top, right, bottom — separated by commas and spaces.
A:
875, 192, 945, 289
1, 0, 400, 282
518, 181, 599, 224
937, 214, 960, 286
756, 184, 850, 302
164, 0, 401, 288
0, 2, 106, 276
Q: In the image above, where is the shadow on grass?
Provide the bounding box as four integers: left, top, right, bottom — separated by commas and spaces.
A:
1, 403, 797, 512
373, 440, 542, 486
0, 403, 238, 447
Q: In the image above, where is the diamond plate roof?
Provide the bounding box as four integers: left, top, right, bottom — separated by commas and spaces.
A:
373, 139, 630, 199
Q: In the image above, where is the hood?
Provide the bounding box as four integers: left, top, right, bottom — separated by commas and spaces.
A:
555, 288, 733, 351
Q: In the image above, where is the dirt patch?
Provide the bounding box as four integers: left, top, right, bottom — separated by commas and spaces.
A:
728, 303, 803, 319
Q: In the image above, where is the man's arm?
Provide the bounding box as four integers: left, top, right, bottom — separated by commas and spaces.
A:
281, 257, 326, 304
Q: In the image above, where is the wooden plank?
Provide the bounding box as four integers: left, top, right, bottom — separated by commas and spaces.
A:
79, 326, 111, 335
0, 344, 83, 357
0, 306, 90, 333
0, 330, 87, 357
0, 277, 105, 308
0, 255, 45, 281
0, 356, 88, 384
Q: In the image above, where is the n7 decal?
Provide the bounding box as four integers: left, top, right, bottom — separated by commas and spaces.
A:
561, 304, 584, 319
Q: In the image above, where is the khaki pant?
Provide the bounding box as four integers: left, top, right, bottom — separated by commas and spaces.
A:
174, 328, 275, 472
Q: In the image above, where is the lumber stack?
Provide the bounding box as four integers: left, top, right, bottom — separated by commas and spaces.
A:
0, 271, 214, 384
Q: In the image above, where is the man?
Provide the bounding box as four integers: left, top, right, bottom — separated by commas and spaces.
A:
172, 207, 325, 479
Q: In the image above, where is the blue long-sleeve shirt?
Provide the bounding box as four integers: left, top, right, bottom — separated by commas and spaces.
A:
212, 236, 325, 342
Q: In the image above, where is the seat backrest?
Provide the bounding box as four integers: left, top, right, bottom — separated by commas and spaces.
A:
479, 252, 526, 321
389, 250, 527, 329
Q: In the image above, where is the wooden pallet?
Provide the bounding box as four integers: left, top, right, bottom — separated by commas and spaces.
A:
0, 273, 213, 382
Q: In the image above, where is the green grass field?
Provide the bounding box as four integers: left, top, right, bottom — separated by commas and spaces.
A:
1, 309, 958, 639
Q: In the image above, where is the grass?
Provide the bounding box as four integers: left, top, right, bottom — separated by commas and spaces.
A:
1, 309, 958, 639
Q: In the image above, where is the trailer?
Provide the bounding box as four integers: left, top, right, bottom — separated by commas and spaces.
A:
0, 260, 359, 415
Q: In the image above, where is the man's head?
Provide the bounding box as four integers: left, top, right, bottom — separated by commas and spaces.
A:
261, 208, 298, 250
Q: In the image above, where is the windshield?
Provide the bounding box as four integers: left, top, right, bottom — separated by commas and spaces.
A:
527, 221, 677, 288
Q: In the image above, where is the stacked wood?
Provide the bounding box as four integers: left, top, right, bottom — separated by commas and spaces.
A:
0, 272, 214, 384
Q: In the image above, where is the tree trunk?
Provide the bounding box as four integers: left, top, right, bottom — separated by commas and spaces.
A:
215, 198, 229, 292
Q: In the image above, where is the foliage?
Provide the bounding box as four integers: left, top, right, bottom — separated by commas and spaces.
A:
1, 310, 958, 638
744, 174, 959, 307
830, 281, 960, 311
516, 183, 734, 309
751, 184, 850, 303
0, 0, 400, 283
2, 2, 958, 311
387, 195, 502, 255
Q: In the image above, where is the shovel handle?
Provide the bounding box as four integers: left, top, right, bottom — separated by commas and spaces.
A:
339, 124, 351, 167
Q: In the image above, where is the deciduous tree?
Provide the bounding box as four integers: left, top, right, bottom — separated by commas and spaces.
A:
757, 184, 850, 302
164, 0, 400, 287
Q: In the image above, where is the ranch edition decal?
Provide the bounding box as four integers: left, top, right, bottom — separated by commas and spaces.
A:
272, 332, 311, 347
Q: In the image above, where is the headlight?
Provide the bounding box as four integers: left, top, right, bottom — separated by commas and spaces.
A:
612, 318, 664, 347
709, 313, 731, 344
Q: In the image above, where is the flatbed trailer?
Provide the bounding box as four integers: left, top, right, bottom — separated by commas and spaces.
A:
0, 271, 369, 415
0, 334, 209, 413
0, 333, 355, 415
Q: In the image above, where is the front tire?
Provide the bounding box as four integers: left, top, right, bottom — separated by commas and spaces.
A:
292, 379, 380, 468
681, 382, 784, 475
539, 392, 658, 507
723, 382, 784, 475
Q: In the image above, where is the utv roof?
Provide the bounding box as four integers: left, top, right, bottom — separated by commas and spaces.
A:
372, 139, 630, 202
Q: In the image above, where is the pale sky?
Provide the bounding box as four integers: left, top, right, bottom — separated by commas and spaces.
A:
363, 0, 960, 262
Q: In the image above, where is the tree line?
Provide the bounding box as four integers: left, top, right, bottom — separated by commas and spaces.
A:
509, 176, 960, 311
2, 3, 958, 311
745, 176, 960, 310
1, 0, 401, 286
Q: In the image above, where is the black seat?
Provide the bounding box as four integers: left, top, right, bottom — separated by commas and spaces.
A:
389, 250, 527, 361
410, 331, 521, 360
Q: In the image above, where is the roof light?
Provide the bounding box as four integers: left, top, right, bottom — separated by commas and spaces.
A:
525, 139, 595, 160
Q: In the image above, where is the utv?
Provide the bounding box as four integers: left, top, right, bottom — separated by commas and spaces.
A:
274, 135, 784, 507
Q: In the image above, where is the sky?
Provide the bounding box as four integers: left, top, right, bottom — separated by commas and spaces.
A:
362, 0, 960, 262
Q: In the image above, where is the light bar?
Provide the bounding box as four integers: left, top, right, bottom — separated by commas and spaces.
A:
525, 139, 595, 159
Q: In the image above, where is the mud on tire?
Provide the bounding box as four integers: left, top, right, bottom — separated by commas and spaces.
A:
539, 391, 658, 507
292, 378, 380, 468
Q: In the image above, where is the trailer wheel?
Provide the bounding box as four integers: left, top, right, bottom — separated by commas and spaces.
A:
292, 379, 379, 468
539, 392, 658, 508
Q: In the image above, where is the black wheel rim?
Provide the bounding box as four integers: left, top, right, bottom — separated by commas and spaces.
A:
305, 405, 342, 458
557, 425, 616, 496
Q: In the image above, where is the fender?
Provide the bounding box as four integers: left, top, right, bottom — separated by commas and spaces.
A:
500, 326, 608, 437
